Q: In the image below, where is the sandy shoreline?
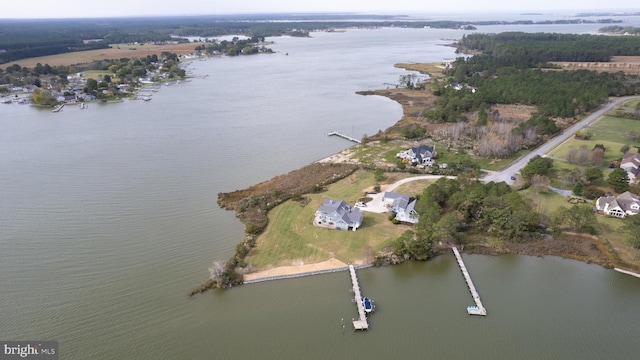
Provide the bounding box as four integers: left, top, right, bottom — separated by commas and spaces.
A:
243, 258, 350, 281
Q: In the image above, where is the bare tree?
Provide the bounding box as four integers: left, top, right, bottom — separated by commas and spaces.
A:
531, 174, 551, 194
590, 148, 605, 166
208, 260, 226, 282
577, 145, 590, 165
566, 147, 578, 163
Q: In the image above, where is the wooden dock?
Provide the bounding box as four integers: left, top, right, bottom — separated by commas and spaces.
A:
328, 131, 361, 144
348, 265, 369, 330
452, 247, 487, 316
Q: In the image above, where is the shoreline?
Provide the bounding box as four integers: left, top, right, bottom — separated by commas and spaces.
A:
242, 258, 353, 282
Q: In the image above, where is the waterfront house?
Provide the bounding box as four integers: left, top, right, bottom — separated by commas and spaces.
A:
383, 191, 419, 224
595, 191, 640, 218
314, 199, 363, 231
397, 145, 436, 165
620, 153, 640, 183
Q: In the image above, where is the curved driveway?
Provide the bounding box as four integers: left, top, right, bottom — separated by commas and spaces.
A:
358, 175, 455, 213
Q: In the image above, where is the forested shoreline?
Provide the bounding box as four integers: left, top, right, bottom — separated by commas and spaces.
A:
0, 15, 623, 64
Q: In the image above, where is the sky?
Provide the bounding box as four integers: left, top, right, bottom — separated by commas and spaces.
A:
1, 0, 637, 19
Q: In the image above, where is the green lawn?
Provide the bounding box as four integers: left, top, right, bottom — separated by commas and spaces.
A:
84, 70, 112, 79
590, 116, 640, 136
246, 170, 417, 268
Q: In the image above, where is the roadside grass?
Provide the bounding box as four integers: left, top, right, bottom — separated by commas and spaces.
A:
622, 99, 640, 109
246, 170, 411, 268
591, 116, 640, 134
548, 116, 640, 174
478, 149, 530, 171
549, 138, 623, 165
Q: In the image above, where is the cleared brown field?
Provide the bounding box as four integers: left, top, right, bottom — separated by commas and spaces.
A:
10, 42, 205, 68
551, 56, 640, 75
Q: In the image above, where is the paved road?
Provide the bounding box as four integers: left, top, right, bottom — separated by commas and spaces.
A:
355, 97, 638, 209
482, 96, 640, 184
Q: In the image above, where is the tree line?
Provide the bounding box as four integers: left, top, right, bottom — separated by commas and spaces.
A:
0, 16, 624, 65
457, 32, 640, 63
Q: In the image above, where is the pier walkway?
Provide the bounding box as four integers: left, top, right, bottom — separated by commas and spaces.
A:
348, 265, 369, 330
328, 131, 361, 144
452, 247, 487, 316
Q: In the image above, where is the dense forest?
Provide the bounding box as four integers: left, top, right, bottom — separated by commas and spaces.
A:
0, 15, 622, 64
457, 32, 640, 63
379, 178, 542, 263
417, 32, 640, 158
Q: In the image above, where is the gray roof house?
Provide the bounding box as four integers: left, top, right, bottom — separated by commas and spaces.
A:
383, 191, 419, 224
314, 199, 363, 231
596, 191, 640, 218
397, 145, 437, 165
620, 153, 640, 183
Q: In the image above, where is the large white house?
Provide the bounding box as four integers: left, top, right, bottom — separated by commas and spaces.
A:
314, 199, 363, 231
382, 191, 419, 224
595, 191, 640, 218
397, 145, 436, 166
620, 153, 640, 183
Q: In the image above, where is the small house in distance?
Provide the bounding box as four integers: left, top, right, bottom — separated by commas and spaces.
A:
595, 191, 640, 218
314, 199, 363, 231
397, 145, 436, 166
383, 191, 419, 224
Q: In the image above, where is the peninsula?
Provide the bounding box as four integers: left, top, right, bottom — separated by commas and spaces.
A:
192, 31, 640, 294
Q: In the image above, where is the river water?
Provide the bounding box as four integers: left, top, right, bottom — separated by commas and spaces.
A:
1, 21, 640, 359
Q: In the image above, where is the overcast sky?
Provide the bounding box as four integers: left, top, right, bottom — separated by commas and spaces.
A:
1, 1, 637, 19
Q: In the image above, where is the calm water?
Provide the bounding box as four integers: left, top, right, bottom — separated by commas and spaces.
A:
2, 23, 640, 359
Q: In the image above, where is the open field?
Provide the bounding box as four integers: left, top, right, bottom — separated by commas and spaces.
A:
245, 170, 418, 269
548, 116, 640, 166
11, 42, 205, 68
551, 56, 640, 75
394, 62, 447, 80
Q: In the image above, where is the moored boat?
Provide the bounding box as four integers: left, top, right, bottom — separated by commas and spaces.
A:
363, 297, 374, 313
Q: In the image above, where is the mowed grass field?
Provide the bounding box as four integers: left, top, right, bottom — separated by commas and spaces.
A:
11, 42, 205, 68
246, 170, 420, 269
549, 115, 640, 165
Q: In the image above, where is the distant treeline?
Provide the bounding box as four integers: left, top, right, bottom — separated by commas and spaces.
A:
0, 16, 623, 64
457, 32, 640, 64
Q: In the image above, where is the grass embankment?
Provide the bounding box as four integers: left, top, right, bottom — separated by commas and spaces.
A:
218, 162, 358, 233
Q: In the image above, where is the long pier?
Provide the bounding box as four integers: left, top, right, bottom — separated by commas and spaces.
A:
348, 265, 369, 330
328, 131, 361, 144
452, 247, 487, 316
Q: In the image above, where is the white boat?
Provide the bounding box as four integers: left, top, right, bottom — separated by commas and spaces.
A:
363, 297, 374, 313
